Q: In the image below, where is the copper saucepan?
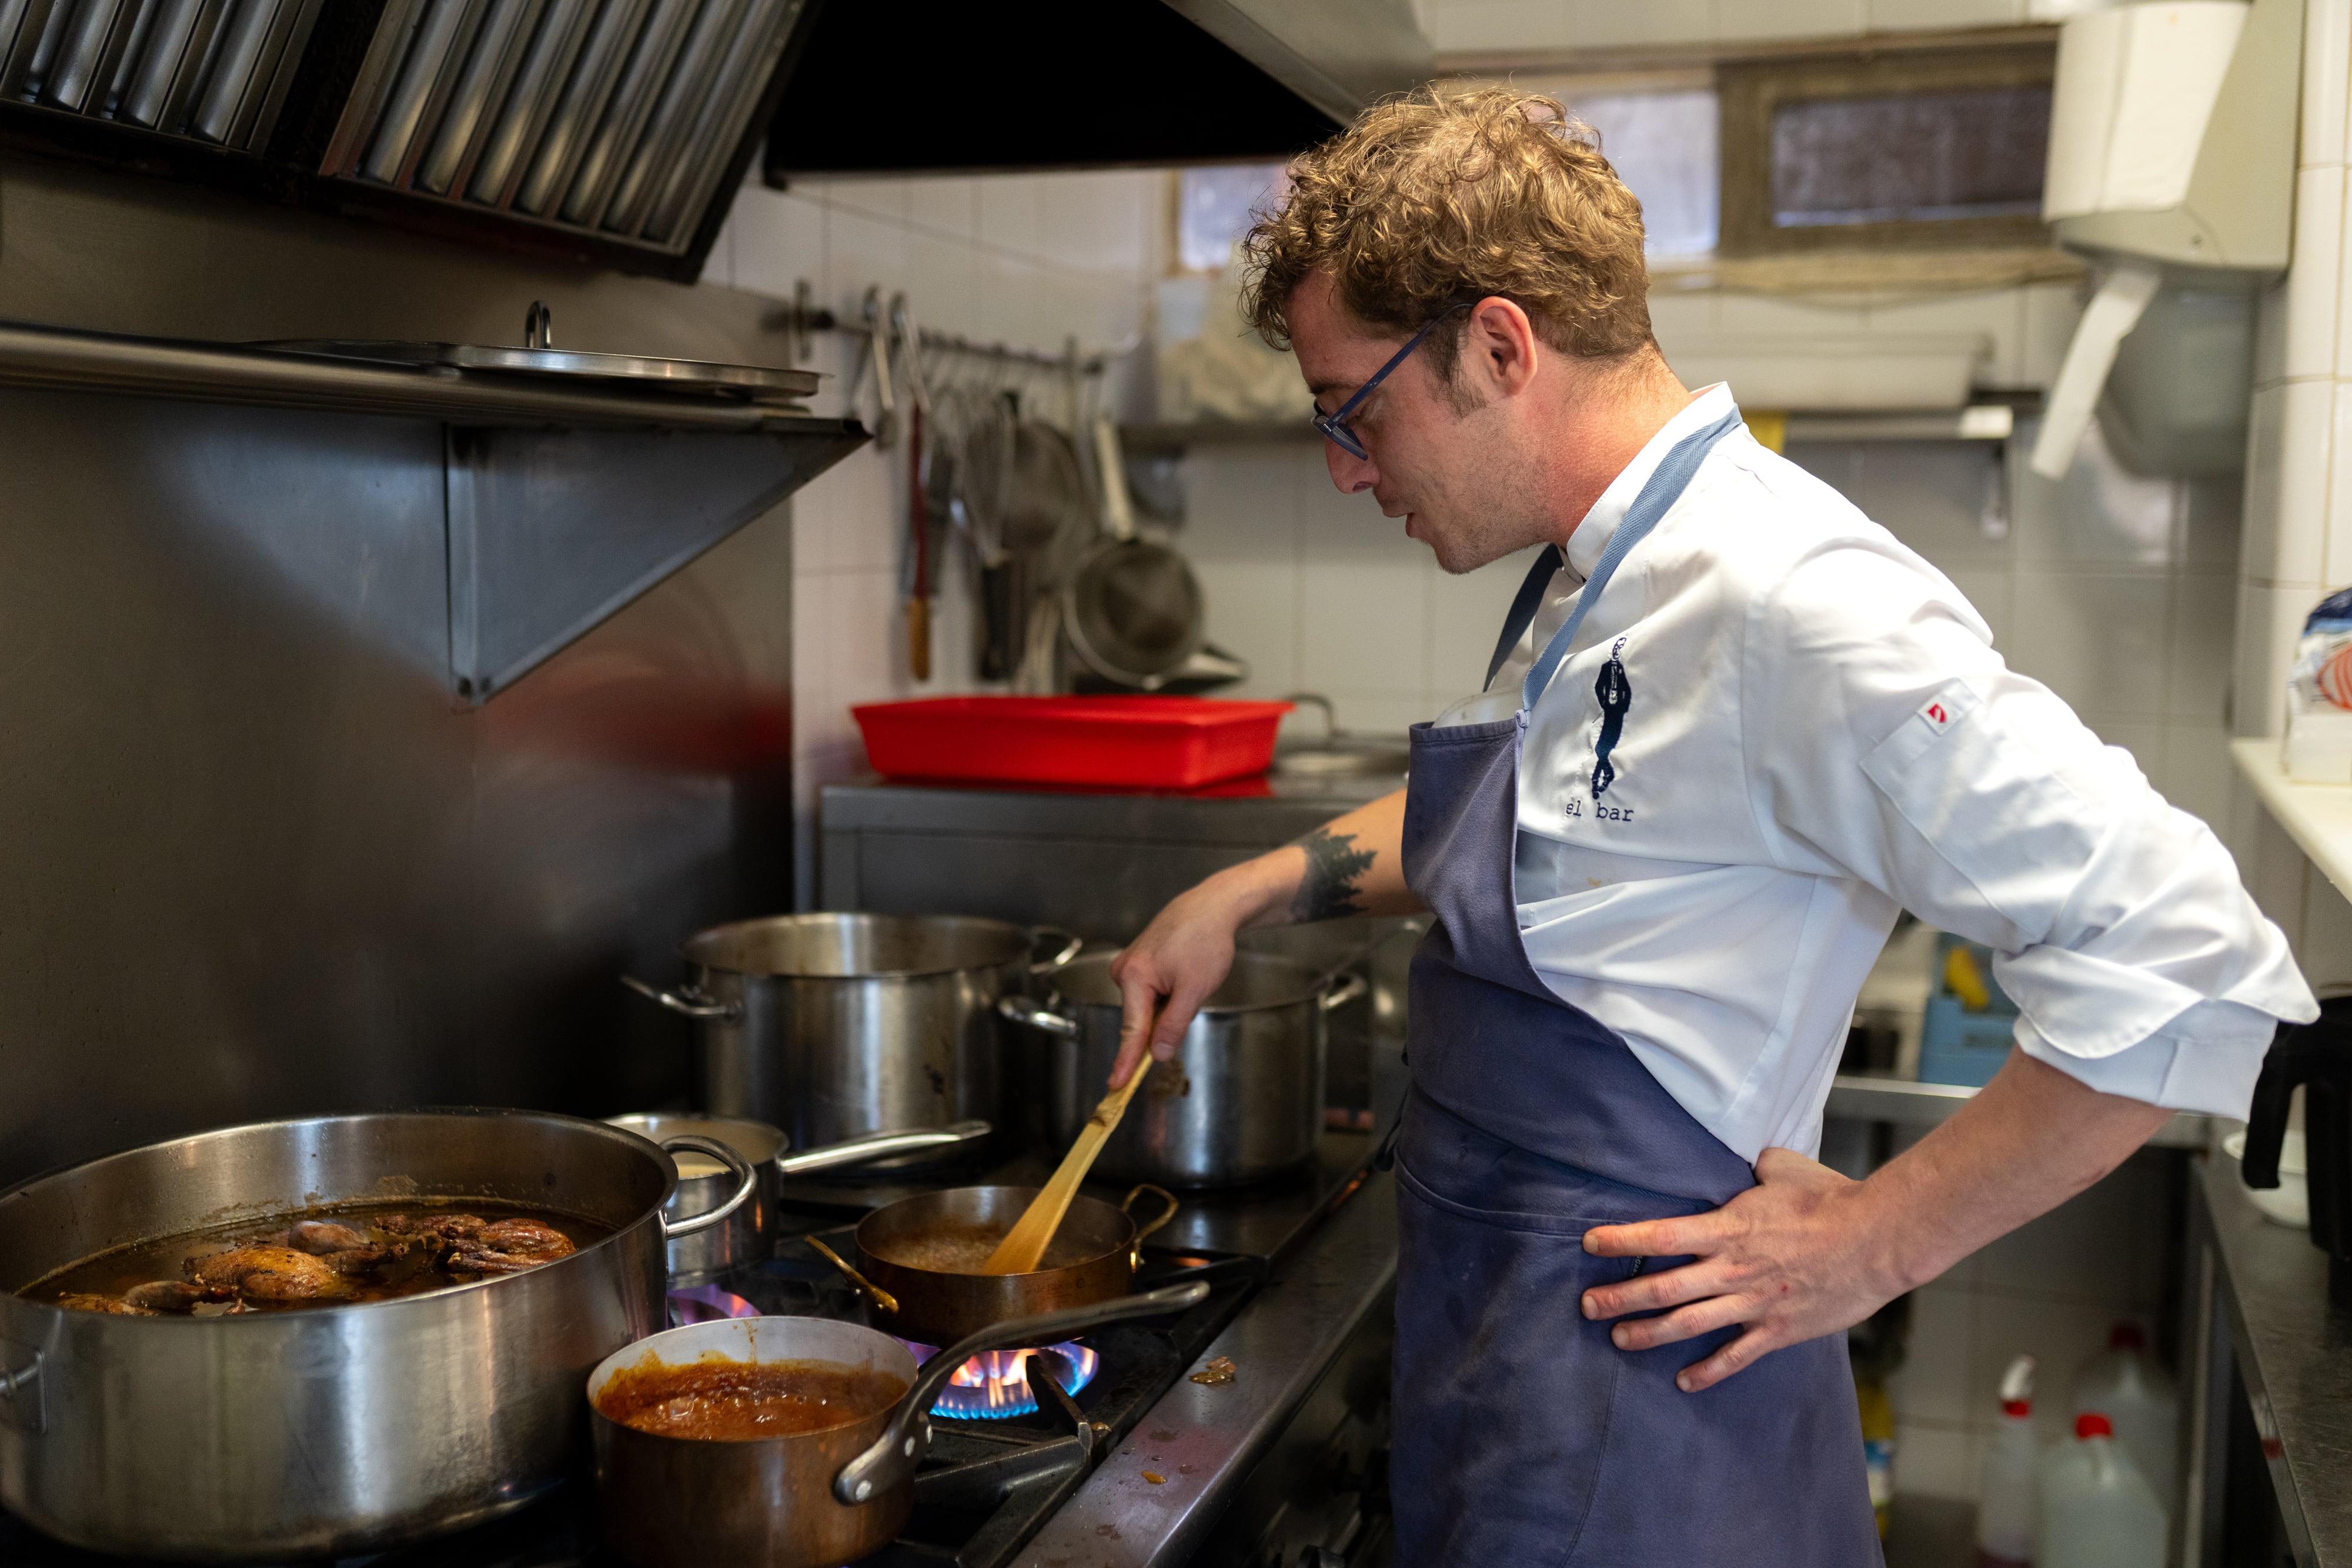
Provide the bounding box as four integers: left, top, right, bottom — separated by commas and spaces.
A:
822, 1183, 1177, 1348
588, 1280, 1210, 1568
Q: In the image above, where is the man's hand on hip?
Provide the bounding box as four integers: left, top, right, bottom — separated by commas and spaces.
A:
1576, 1149, 1896, 1393
1573, 1051, 2172, 1392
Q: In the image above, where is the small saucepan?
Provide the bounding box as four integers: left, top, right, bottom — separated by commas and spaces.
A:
604, 1114, 991, 1283
827, 1182, 1178, 1348
589, 1280, 1210, 1568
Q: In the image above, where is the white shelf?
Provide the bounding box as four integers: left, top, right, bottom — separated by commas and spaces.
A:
2231, 737, 2352, 899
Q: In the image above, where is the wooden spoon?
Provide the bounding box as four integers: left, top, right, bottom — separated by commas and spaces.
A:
983, 1008, 1164, 1275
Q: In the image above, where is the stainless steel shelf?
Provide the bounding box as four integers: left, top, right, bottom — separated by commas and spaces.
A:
1829, 1072, 2211, 1149
0, 316, 834, 432
1120, 401, 2033, 457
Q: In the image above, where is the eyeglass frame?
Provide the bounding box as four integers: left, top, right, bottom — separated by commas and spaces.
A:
1311, 298, 1479, 462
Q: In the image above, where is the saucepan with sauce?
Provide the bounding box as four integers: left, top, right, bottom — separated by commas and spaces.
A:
588, 1279, 1210, 1568
0, 1108, 755, 1560
838, 1182, 1180, 1347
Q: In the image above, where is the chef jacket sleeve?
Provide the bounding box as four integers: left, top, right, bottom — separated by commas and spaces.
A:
1742, 537, 2316, 1118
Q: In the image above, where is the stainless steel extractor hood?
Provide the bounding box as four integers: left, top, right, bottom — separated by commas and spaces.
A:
766, 0, 1435, 178
0, 0, 1428, 280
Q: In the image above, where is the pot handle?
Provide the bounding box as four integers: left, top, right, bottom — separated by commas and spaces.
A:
620, 975, 741, 1021
0, 1343, 42, 1436
805, 1236, 900, 1315
997, 994, 1078, 1037
1028, 926, 1084, 974
656, 1135, 759, 1240
774, 1120, 993, 1176
834, 1280, 1211, 1505
1121, 1183, 1180, 1268
1318, 972, 1369, 1012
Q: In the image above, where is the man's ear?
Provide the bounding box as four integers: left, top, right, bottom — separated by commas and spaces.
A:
1466, 297, 1541, 397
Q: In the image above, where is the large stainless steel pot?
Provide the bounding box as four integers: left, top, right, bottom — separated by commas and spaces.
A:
602, 1114, 991, 1282
589, 1281, 1210, 1568
1002, 952, 1361, 1188
625, 914, 1079, 1162
0, 1109, 754, 1560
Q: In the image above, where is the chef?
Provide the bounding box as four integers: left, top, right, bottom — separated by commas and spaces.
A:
1107, 87, 2316, 1563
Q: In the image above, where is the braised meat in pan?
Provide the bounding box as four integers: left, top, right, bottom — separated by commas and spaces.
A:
25, 1202, 601, 1316
380, 1213, 577, 1273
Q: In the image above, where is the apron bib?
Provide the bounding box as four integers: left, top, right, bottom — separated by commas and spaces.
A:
1390, 409, 1881, 1566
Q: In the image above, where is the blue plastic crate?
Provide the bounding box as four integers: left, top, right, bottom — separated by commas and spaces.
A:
1917, 995, 2017, 1087
1915, 933, 2018, 1087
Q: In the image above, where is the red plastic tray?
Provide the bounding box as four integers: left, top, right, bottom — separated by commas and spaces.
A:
852, 696, 1294, 790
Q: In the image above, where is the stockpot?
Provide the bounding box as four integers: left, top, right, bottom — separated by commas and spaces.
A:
589, 1281, 1210, 1568
602, 1113, 991, 1282
1001, 952, 1362, 1188
0, 1109, 754, 1560
625, 914, 1079, 1163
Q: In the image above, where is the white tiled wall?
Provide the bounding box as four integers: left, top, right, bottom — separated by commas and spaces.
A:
2230, 0, 2352, 990
709, 172, 1165, 905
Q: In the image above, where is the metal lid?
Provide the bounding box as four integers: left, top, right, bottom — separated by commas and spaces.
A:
255, 301, 818, 405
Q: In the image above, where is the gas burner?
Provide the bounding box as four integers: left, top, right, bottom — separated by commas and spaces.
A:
667, 1283, 760, 1327
898, 1339, 1101, 1420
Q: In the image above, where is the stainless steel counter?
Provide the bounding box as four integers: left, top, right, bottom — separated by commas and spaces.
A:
1828, 1073, 2211, 1148
2188, 1156, 2352, 1566
820, 775, 1396, 942
1012, 1165, 1400, 1567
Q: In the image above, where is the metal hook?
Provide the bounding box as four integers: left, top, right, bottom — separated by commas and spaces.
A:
861, 286, 898, 447
523, 300, 552, 350
890, 293, 931, 419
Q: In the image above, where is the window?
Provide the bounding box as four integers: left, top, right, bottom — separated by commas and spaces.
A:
1720, 45, 2056, 255
1176, 163, 1287, 272
1170, 83, 1720, 272
1559, 88, 1720, 259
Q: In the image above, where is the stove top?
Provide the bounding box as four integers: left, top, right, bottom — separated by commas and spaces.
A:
0, 1135, 1392, 1568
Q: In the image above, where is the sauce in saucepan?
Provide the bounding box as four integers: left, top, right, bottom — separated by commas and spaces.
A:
595, 1356, 907, 1440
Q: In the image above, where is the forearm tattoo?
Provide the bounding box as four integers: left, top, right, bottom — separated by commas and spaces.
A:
1289, 828, 1377, 922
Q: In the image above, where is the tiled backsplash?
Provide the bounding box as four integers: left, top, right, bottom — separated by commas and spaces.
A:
710, 169, 1166, 905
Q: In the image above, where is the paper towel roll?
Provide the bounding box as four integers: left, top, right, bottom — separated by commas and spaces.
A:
2027, 260, 2162, 480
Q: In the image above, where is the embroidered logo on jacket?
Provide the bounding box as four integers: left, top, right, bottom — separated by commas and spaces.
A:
1592, 637, 1630, 798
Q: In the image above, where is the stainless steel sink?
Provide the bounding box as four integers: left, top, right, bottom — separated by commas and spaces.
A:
1272, 743, 1410, 779
1270, 694, 1409, 780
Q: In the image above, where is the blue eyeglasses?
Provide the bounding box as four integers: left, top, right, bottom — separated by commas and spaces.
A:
1311, 300, 1476, 461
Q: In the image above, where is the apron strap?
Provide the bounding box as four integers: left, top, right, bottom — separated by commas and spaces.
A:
1484, 544, 1565, 691
1520, 407, 1745, 711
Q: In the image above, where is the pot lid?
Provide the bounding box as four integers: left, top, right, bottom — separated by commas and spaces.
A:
256, 302, 818, 406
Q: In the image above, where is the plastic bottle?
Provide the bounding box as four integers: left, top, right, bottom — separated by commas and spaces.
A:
2070, 1323, 2179, 1512
1977, 1353, 2037, 1568
2036, 1413, 2166, 1568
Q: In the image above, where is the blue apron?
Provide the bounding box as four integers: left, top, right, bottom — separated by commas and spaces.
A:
1391, 409, 1880, 1565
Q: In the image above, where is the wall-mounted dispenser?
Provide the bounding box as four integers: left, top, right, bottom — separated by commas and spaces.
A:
2027, 0, 2301, 480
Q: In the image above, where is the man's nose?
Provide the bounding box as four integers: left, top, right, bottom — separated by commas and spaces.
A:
1324, 441, 1377, 494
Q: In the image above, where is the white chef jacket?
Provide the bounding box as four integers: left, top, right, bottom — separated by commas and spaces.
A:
1439, 383, 2316, 1162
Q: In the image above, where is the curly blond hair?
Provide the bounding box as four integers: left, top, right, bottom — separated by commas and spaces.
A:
1241, 86, 1653, 377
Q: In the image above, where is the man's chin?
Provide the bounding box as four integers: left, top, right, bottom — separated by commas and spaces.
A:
1421, 530, 1512, 577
